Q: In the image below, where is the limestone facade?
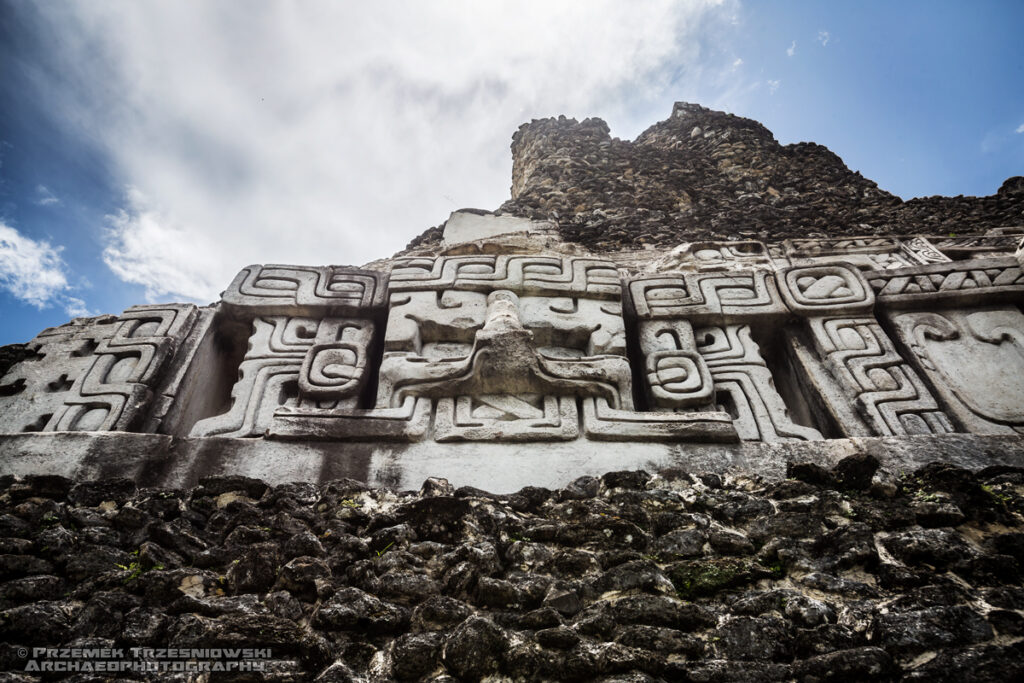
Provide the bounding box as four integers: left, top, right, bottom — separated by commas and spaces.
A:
3, 228, 1022, 454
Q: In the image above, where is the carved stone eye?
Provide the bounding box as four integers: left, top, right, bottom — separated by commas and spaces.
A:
653, 355, 701, 392
299, 342, 366, 399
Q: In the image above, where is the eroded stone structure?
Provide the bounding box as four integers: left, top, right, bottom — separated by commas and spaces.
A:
1, 103, 1022, 490
3, 102, 1024, 683
2, 227, 1023, 488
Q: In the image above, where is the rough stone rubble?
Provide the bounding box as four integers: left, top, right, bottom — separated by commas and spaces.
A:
2, 457, 1023, 682
409, 103, 1024, 252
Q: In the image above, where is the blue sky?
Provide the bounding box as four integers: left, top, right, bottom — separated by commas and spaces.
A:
1, 0, 1022, 345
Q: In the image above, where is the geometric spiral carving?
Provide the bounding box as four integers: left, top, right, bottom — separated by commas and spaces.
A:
50, 304, 199, 432
808, 317, 955, 436
222, 264, 388, 317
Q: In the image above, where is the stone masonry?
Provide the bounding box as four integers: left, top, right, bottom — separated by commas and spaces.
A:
0, 103, 1023, 680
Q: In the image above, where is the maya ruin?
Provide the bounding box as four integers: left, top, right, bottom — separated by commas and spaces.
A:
1, 103, 1023, 681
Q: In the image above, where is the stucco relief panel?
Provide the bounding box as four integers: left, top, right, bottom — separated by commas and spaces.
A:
891, 307, 1024, 434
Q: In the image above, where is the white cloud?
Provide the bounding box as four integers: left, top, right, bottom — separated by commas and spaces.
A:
27, 0, 743, 302
103, 187, 224, 302
786, 40, 796, 57
0, 221, 69, 308
818, 30, 830, 47
767, 79, 780, 95
34, 184, 61, 206
1016, 123, 1024, 134
63, 296, 93, 317
732, 58, 743, 69
0, 221, 95, 316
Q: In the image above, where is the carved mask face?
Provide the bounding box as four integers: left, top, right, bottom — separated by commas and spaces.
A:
376, 285, 631, 409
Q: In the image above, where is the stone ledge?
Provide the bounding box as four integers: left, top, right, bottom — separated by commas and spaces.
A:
1, 432, 1021, 493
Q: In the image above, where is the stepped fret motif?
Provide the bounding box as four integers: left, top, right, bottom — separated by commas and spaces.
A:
808, 317, 954, 436
222, 264, 387, 316
695, 325, 822, 442
389, 255, 621, 298
628, 271, 785, 322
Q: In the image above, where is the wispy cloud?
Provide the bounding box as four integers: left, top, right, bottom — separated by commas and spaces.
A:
786, 40, 796, 57
102, 187, 223, 302
33, 184, 61, 206
818, 30, 830, 47
1016, 123, 1024, 134
63, 296, 92, 317
0, 220, 91, 316
26, 0, 743, 302
767, 79, 780, 95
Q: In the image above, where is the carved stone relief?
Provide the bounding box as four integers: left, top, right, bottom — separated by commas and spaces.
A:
204, 255, 739, 443
782, 236, 964, 271
1, 317, 116, 433
629, 271, 817, 442
694, 325, 823, 442
191, 316, 344, 438
3, 235, 1022, 450
805, 317, 954, 436
899, 237, 953, 265
868, 258, 1024, 308
376, 288, 633, 411
389, 255, 621, 298
222, 264, 387, 318
434, 394, 579, 442
0, 305, 198, 434
779, 263, 875, 315
930, 232, 1024, 259
779, 263, 954, 437
785, 237, 901, 257
890, 307, 1024, 435
655, 241, 772, 272
580, 397, 736, 442
628, 271, 786, 324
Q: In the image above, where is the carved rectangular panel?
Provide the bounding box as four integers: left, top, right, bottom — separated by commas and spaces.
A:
389, 255, 622, 299
784, 237, 901, 257
376, 288, 633, 411
0, 316, 119, 433
900, 237, 952, 265
806, 317, 954, 436
434, 394, 579, 442
782, 237, 914, 271
928, 233, 1023, 257
222, 264, 388, 317
628, 271, 786, 323
51, 304, 200, 432
0, 305, 199, 434
190, 316, 374, 438
778, 263, 875, 315
867, 258, 1024, 309
637, 319, 715, 410
694, 325, 823, 442
581, 398, 737, 442
655, 241, 772, 272
890, 307, 1024, 435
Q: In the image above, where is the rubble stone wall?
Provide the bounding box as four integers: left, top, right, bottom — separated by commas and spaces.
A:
2, 457, 1023, 681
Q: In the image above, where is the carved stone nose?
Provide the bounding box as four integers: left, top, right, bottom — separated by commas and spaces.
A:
482, 290, 524, 332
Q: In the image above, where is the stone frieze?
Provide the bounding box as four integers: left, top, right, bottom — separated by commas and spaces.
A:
2, 236, 1023, 450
